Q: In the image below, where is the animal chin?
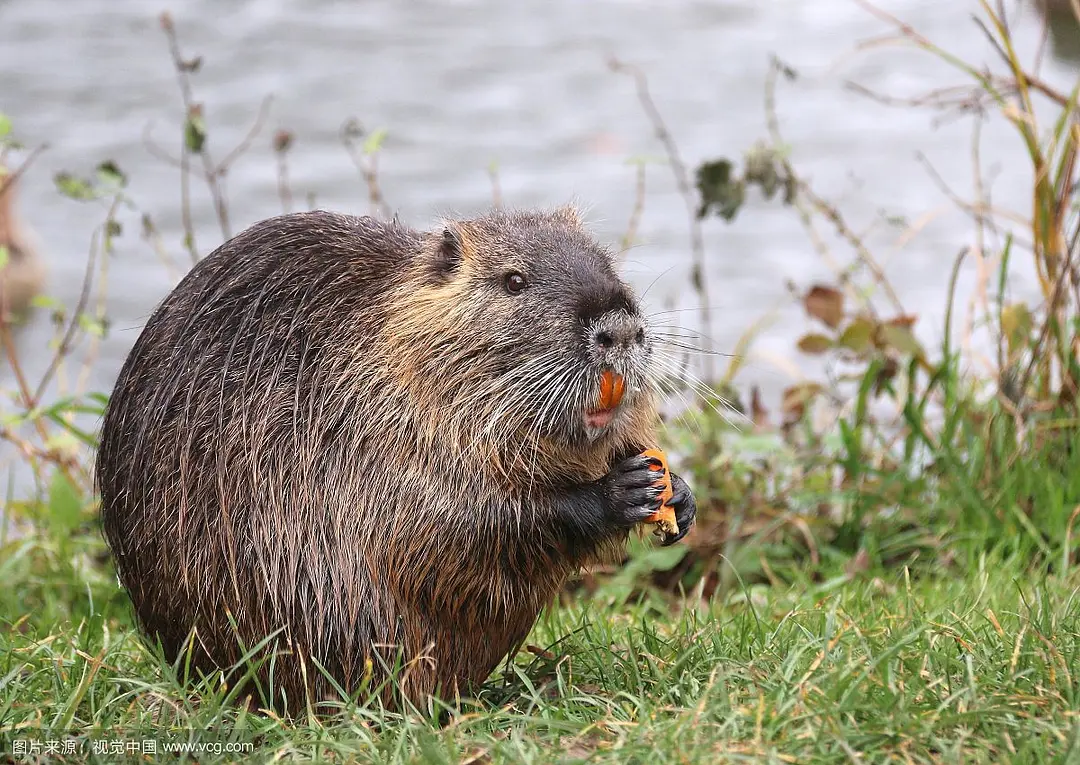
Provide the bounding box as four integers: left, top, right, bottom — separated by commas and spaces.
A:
584, 407, 618, 430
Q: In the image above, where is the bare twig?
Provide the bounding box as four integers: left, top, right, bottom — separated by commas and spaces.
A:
1018, 255, 1074, 405
914, 151, 1031, 248
161, 16, 228, 240
620, 162, 646, 253
340, 119, 391, 219
274, 130, 294, 215
765, 56, 905, 317
74, 223, 112, 397
32, 194, 118, 404
852, 0, 1069, 109
140, 123, 209, 178
218, 95, 273, 171
0, 311, 33, 412
0, 144, 49, 199
0, 300, 78, 482
608, 55, 713, 378
158, 13, 274, 250
1032, 0, 1051, 77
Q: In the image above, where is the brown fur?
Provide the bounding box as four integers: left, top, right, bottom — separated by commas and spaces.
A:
96, 207, 659, 715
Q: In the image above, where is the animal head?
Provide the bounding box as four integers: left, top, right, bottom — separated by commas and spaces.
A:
388, 206, 658, 481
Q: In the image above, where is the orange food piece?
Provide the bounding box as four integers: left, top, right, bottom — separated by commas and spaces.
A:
639, 447, 679, 538
598, 370, 625, 410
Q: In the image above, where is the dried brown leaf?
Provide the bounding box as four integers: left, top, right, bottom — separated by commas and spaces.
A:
804, 284, 844, 329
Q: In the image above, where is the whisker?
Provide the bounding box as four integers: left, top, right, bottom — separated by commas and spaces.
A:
646, 365, 708, 442
651, 337, 741, 358
651, 350, 749, 431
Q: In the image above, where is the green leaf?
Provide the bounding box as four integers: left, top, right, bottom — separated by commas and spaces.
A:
54, 172, 96, 201
77, 313, 107, 338
45, 414, 99, 449
0, 113, 11, 140
48, 470, 84, 533
184, 110, 207, 153
95, 160, 128, 189
878, 323, 924, 359
363, 127, 388, 155
695, 158, 746, 221
838, 317, 875, 355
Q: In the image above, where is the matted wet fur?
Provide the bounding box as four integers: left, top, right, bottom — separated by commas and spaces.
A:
96, 206, 696, 715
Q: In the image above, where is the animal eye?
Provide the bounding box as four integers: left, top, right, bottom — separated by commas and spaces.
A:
504, 272, 528, 294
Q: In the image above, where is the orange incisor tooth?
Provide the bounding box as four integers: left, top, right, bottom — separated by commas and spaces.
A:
639, 447, 679, 538
598, 370, 625, 410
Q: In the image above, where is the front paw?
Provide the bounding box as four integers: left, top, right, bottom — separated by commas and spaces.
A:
601, 453, 666, 529
660, 471, 696, 546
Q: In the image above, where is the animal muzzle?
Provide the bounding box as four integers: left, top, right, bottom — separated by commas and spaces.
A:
581, 311, 649, 433
588, 310, 646, 362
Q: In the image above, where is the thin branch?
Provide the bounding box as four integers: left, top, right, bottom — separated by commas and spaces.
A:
32, 195, 117, 404
140, 123, 209, 178
274, 130, 294, 215
1018, 250, 1075, 400
340, 120, 391, 219
159, 15, 272, 245
0, 144, 49, 199
765, 56, 904, 316
608, 55, 713, 378
620, 162, 646, 253
217, 95, 274, 170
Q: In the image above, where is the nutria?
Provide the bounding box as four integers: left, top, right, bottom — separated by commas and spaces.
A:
96, 206, 696, 715
0, 168, 45, 323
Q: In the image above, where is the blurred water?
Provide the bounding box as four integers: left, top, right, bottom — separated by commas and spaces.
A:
0, 0, 1077, 500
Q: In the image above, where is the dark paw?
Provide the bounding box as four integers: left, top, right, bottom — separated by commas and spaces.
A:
601, 453, 666, 528
659, 471, 696, 546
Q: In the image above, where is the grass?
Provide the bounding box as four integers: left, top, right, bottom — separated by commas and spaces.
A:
1, 378, 1079, 762
2, 525, 1079, 764
5, 1, 1080, 762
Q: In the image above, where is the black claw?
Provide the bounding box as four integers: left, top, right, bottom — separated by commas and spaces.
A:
624, 471, 663, 490
619, 454, 653, 473
660, 528, 689, 546
602, 456, 690, 533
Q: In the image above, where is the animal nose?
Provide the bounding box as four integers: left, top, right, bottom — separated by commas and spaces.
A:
592, 313, 646, 352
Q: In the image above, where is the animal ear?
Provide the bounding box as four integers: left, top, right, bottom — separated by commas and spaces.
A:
432, 221, 479, 277
433, 225, 464, 274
